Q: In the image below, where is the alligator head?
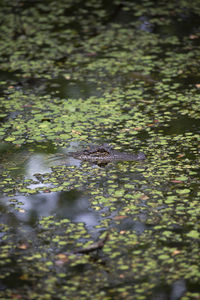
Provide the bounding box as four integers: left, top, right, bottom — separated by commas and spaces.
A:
70, 144, 145, 165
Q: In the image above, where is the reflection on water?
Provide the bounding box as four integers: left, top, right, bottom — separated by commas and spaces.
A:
25, 153, 52, 179
0, 142, 102, 229
170, 280, 186, 300
152, 279, 186, 300
0, 142, 149, 233
25, 142, 88, 182
0, 190, 99, 228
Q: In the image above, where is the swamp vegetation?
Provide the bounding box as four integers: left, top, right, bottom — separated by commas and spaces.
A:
0, 0, 200, 299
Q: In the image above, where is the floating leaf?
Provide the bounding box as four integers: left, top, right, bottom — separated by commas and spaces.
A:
186, 230, 199, 239
176, 189, 190, 194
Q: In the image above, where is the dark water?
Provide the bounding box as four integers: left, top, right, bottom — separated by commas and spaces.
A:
0, 1, 200, 299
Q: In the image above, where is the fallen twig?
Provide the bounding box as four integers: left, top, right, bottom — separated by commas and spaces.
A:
73, 233, 109, 254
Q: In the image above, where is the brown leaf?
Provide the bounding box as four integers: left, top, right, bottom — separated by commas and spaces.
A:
171, 250, 181, 256
18, 243, 28, 250
19, 274, 29, 280
113, 215, 128, 220
55, 253, 69, 265
11, 294, 22, 299
189, 34, 199, 39
72, 129, 81, 135
140, 195, 149, 200
133, 126, 143, 131
171, 180, 182, 183
120, 231, 126, 235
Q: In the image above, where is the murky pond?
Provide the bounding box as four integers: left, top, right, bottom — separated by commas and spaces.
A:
0, 0, 200, 299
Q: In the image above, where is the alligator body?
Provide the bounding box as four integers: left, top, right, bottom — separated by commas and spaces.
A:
70, 144, 145, 163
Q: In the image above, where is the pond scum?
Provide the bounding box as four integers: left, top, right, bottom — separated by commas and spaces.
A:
0, 0, 200, 299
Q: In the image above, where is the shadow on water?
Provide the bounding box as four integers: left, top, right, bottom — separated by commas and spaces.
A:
46, 76, 102, 99
0, 70, 18, 82
154, 115, 200, 135
0, 71, 102, 100
154, 12, 200, 38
